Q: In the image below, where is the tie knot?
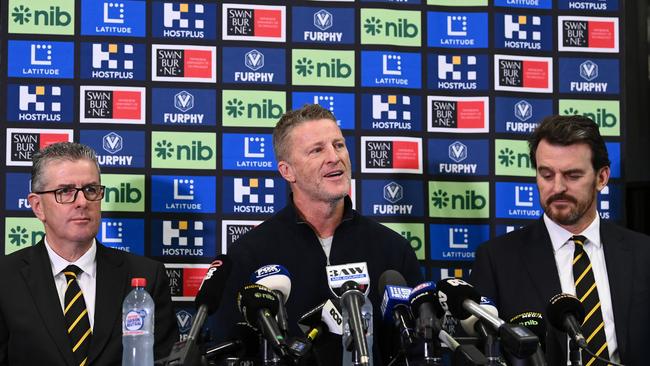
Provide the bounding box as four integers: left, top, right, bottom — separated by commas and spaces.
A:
571, 235, 587, 247
63, 265, 82, 279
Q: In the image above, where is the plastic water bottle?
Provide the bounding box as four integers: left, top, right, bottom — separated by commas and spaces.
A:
341, 297, 374, 366
122, 277, 155, 366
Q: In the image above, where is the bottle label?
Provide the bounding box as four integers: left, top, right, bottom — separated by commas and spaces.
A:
123, 309, 148, 335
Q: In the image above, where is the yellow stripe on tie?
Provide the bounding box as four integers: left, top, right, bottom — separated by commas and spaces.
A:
64, 291, 83, 315
580, 282, 598, 302
80, 358, 88, 366
585, 342, 608, 366
72, 328, 92, 352
583, 302, 601, 323
573, 253, 584, 265
68, 309, 88, 333
586, 322, 605, 343
574, 263, 592, 287
64, 271, 77, 279
67, 278, 74, 287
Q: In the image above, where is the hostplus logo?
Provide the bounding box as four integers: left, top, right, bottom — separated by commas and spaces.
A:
9, 0, 73, 35
161, 221, 207, 257
498, 14, 551, 50
373, 182, 414, 215
90, 43, 136, 79
163, 3, 205, 38
429, 182, 489, 218
231, 178, 279, 214
435, 55, 483, 90
370, 95, 414, 130
15, 85, 68, 122
361, 9, 420, 46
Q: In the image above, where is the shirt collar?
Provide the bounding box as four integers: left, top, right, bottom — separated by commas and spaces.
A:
45, 237, 97, 278
544, 213, 602, 252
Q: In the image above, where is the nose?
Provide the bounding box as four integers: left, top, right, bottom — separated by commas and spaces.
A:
552, 175, 567, 194
325, 144, 342, 164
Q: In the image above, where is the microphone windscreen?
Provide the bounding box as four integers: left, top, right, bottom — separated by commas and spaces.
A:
509, 311, 547, 350
408, 282, 443, 316
546, 293, 585, 332
435, 278, 481, 320
195, 255, 232, 314
237, 284, 280, 325
230, 322, 260, 357
250, 264, 292, 301
378, 269, 407, 292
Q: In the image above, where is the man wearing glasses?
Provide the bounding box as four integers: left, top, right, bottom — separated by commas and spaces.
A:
0, 142, 178, 366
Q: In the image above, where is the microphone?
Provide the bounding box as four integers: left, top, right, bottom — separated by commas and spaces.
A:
204, 322, 260, 361
436, 278, 539, 359
378, 270, 416, 351
546, 294, 587, 349
298, 299, 343, 342
340, 281, 371, 366
250, 264, 292, 337
460, 297, 501, 363
509, 312, 547, 366
237, 283, 288, 358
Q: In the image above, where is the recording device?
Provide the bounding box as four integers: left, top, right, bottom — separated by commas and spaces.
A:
298, 299, 343, 342
204, 322, 260, 361
250, 264, 292, 337
546, 294, 587, 349
378, 270, 416, 352
509, 312, 547, 366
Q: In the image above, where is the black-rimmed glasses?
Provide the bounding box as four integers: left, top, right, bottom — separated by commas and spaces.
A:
33, 184, 106, 204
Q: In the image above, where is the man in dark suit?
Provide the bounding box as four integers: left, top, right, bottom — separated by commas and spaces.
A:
471, 115, 650, 365
0, 142, 178, 366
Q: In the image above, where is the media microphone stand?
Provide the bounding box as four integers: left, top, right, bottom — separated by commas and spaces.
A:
568, 339, 582, 366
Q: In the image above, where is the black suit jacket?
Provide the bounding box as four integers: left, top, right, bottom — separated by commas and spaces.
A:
0, 240, 179, 366
470, 219, 650, 365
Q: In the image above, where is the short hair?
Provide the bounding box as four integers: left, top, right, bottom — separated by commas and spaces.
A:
272, 104, 337, 162
528, 115, 610, 171
31, 142, 101, 192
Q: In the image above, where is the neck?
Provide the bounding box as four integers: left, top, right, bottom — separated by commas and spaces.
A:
46, 237, 93, 262
293, 196, 345, 238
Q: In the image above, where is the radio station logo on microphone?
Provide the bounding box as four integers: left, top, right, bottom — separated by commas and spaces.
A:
292, 92, 355, 130
4, 173, 32, 211
101, 174, 145, 212
428, 54, 488, 91
598, 184, 621, 221
152, 220, 217, 258
382, 223, 425, 260
361, 51, 421, 89
494, 97, 552, 134
558, 16, 618, 53
222, 177, 287, 215
99, 218, 144, 255
165, 264, 210, 301
79, 130, 145, 168
606, 142, 620, 179
559, 99, 619, 136
495, 139, 534, 177
292, 49, 354, 87
9, 0, 74, 35
151, 175, 216, 213
81, 0, 146, 37
559, 0, 618, 11
495, 182, 542, 219
4, 218, 44, 255
430, 224, 489, 261
495, 13, 551, 51
494, 54, 553, 93
494, 0, 551, 8
175, 309, 194, 338
152, 44, 216, 82
80, 86, 145, 124
222, 3, 285, 42
6, 84, 73, 123
80, 42, 145, 80
8, 40, 74, 79
292, 7, 354, 44
361, 94, 421, 132
6, 128, 73, 166
361, 137, 422, 174
222, 133, 277, 171
222, 90, 285, 128
222, 47, 285, 85
151, 88, 217, 126
427, 12, 488, 48
360, 9, 421, 47
361, 180, 424, 217
559, 58, 619, 95
152, 2, 217, 40
427, 96, 489, 133
428, 139, 489, 176
428, 181, 489, 218
221, 220, 261, 254
151, 132, 216, 169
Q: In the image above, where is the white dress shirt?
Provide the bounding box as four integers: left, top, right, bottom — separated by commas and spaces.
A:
45, 238, 97, 330
544, 213, 619, 363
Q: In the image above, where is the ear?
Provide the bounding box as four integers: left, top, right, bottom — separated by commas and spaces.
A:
28, 193, 46, 222
277, 160, 296, 183
595, 166, 610, 191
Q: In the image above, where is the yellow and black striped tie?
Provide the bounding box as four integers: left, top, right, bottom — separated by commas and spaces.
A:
572, 235, 609, 366
63, 265, 92, 366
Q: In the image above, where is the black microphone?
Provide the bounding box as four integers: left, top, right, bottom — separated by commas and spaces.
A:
378, 270, 416, 352
340, 280, 371, 366
250, 264, 292, 338
204, 322, 260, 361
546, 294, 587, 349
509, 312, 548, 366
298, 299, 343, 342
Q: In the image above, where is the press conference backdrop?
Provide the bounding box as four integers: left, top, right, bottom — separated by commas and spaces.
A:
0, 0, 626, 339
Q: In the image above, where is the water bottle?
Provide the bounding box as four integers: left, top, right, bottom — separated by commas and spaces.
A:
122, 277, 155, 366
341, 297, 374, 366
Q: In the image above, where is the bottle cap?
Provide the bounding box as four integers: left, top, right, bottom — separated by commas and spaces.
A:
131, 277, 147, 287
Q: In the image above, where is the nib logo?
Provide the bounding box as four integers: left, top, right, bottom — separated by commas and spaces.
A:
226, 98, 245, 117
226, 99, 283, 119
431, 190, 450, 209
498, 148, 515, 167
12, 5, 31, 24
11, 5, 71, 26
295, 57, 314, 76
364, 17, 382, 36
155, 140, 174, 159
9, 226, 29, 246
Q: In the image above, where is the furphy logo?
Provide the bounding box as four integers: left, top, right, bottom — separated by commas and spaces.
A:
429, 224, 489, 261
152, 88, 217, 126
79, 130, 145, 168
292, 7, 354, 44
494, 139, 534, 177
165, 264, 210, 301
99, 218, 144, 255
427, 96, 489, 133
558, 16, 618, 53
80, 86, 145, 124
221, 220, 261, 254
292, 92, 355, 130
9, 0, 74, 35
361, 137, 422, 174
6, 84, 73, 123
361, 94, 422, 131
606, 142, 620, 178
428, 54, 488, 91
495, 182, 542, 219
494, 54, 553, 93
80, 42, 146, 80
101, 174, 145, 212
382, 223, 425, 260
559, 58, 619, 95
495, 97, 552, 134
8, 41, 74, 78
426, 12, 488, 48
4, 173, 32, 211
360, 9, 421, 47
4, 218, 45, 255
494, 0, 551, 8
222, 4, 285, 42
152, 2, 217, 40
81, 0, 146, 36
292, 49, 355, 87
558, 99, 619, 136
559, 0, 618, 11
152, 44, 216, 82
222, 90, 285, 127
222, 47, 285, 85
361, 180, 424, 217
222, 133, 277, 171
428, 181, 489, 218
6, 128, 73, 166
152, 220, 217, 258
176, 309, 194, 336
428, 139, 489, 176
222, 177, 287, 215
495, 13, 552, 51
361, 51, 422, 89
151, 132, 216, 169
151, 175, 216, 213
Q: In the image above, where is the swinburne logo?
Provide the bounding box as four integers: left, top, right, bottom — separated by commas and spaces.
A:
152, 44, 216, 83
165, 264, 210, 301
6, 128, 73, 166
360, 9, 421, 47
494, 54, 553, 93
427, 96, 489, 133
222, 4, 285, 42
221, 220, 261, 254
80, 86, 145, 124
558, 16, 618, 53
361, 136, 422, 174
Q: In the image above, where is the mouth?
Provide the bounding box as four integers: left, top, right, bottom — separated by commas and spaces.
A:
323, 170, 344, 178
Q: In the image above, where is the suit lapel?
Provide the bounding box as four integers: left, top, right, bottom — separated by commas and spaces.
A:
20, 241, 76, 366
